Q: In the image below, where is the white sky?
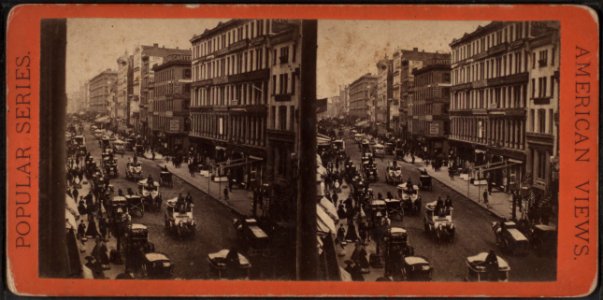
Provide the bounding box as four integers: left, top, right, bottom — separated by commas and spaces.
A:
66, 19, 489, 99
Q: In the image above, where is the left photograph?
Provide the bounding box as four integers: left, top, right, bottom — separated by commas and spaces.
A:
56, 18, 319, 280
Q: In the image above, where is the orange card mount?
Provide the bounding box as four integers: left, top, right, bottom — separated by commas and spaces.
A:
5, 4, 599, 297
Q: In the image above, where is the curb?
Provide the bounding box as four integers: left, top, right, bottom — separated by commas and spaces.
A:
150, 160, 246, 218
400, 158, 506, 220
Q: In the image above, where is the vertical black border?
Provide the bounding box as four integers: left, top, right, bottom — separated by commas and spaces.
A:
39, 19, 68, 277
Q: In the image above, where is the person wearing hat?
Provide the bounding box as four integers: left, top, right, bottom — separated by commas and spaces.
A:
344, 260, 364, 281
351, 241, 369, 272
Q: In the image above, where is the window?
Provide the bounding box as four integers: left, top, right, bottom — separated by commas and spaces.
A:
538, 50, 548, 67
279, 106, 287, 131
550, 76, 555, 97
549, 109, 554, 135
272, 75, 276, 94
537, 151, 546, 179
290, 105, 295, 131
291, 73, 295, 95
532, 52, 536, 69
531, 78, 536, 98
530, 109, 535, 132
538, 109, 546, 133
279, 46, 289, 64
273, 49, 277, 65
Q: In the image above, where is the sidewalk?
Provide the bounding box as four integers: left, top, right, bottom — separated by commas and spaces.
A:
401, 155, 511, 219
153, 159, 257, 217
72, 176, 128, 279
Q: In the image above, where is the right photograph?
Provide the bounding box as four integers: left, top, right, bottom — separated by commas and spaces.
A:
316, 20, 559, 282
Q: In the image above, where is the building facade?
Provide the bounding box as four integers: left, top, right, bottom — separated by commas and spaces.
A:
265, 21, 302, 220
348, 73, 377, 120
398, 48, 450, 139
525, 24, 560, 198
449, 21, 556, 192
116, 53, 130, 130
410, 59, 451, 158
149, 52, 192, 153
88, 69, 117, 114
190, 19, 301, 190
339, 84, 350, 117
376, 57, 393, 133
132, 44, 190, 134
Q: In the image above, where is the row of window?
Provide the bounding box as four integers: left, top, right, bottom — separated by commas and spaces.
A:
452, 50, 528, 85
190, 113, 266, 147
531, 76, 556, 99
450, 117, 526, 150
528, 108, 555, 135
271, 72, 296, 96
414, 71, 451, 86
269, 104, 296, 132
413, 86, 451, 102
191, 81, 267, 107
452, 22, 529, 63
151, 99, 189, 114
193, 47, 267, 81
451, 84, 527, 111
411, 102, 449, 116
530, 148, 549, 180
192, 20, 271, 59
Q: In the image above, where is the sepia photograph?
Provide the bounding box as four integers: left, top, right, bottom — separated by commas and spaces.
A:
56, 18, 559, 282
6, 3, 601, 297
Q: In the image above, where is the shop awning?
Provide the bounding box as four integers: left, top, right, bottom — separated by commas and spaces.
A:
317, 204, 337, 234
355, 120, 369, 128
94, 116, 110, 124
317, 134, 331, 146
319, 197, 339, 222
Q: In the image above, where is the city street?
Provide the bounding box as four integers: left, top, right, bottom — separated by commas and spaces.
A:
335, 133, 556, 281
81, 125, 238, 279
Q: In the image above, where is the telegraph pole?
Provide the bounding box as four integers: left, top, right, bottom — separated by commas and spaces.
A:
296, 19, 318, 280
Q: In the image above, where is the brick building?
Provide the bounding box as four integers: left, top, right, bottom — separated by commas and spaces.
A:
149, 52, 192, 152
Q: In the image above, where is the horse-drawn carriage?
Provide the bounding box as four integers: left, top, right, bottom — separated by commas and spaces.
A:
207, 249, 252, 280
125, 161, 143, 180
466, 252, 510, 282
141, 253, 173, 279
424, 201, 455, 241
125, 194, 144, 217
233, 217, 270, 257
385, 164, 403, 185
418, 167, 433, 191
164, 197, 196, 237
492, 221, 529, 255
138, 179, 162, 211
398, 183, 422, 215
159, 171, 174, 188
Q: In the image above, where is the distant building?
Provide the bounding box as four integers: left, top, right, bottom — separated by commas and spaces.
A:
116, 53, 131, 130
88, 69, 117, 114
394, 48, 450, 138
410, 58, 451, 158
348, 73, 377, 119
339, 84, 350, 116
376, 57, 393, 134
150, 52, 192, 152
316, 97, 328, 120
131, 44, 190, 134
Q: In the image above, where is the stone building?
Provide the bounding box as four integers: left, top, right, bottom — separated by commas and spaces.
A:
88, 69, 117, 114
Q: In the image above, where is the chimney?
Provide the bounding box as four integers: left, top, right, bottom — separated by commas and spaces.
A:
153, 43, 159, 48
413, 47, 418, 52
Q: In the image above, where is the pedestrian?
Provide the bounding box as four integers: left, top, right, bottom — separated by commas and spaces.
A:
98, 216, 108, 241
483, 189, 489, 206
223, 187, 229, 201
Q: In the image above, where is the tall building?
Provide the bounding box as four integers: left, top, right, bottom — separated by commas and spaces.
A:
88, 69, 117, 114
449, 21, 555, 192
116, 52, 130, 130
348, 73, 377, 120
376, 57, 393, 134
525, 23, 560, 199
397, 48, 450, 139
410, 57, 451, 157
265, 20, 302, 219
131, 44, 190, 134
149, 52, 192, 152
336, 84, 350, 117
